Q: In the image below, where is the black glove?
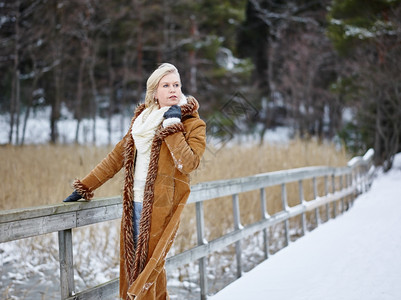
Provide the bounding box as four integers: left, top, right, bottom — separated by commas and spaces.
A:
63, 190, 83, 202
163, 105, 181, 119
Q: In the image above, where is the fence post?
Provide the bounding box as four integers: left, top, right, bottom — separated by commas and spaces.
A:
298, 180, 306, 235
349, 172, 355, 207
363, 164, 368, 192
313, 177, 319, 227
260, 188, 269, 259
353, 166, 359, 196
196, 201, 208, 300
58, 229, 75, 299
281, 183, 290, 246
332, 174, 337, 218
345, 173, 350, 209
232, 193, 242, 278
363, 163, 369, 192
324, 175, 330, 221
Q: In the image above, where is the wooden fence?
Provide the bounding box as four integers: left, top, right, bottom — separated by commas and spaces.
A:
0, 149, 374, 299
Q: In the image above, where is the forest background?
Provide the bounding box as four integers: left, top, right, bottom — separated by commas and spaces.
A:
1, 0, 401, 170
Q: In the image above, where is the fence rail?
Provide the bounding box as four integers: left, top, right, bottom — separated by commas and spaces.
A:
0, 149, 374, 299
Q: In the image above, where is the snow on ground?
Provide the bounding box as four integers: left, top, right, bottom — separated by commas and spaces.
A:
210, 154, 401, 300
0, 105, 133, 146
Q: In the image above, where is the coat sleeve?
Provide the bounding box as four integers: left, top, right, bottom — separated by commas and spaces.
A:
73, 136, 127, 200
163, 117, 206, 174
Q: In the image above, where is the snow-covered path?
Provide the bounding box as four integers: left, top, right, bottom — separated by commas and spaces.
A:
211, 159, 401, 300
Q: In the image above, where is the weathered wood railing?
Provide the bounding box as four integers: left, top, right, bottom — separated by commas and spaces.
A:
0, 149, 374, 299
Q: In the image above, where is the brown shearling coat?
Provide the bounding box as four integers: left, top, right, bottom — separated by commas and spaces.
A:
72, 97, 206, 299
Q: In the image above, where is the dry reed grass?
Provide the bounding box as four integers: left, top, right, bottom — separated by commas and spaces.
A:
0, 139, 349, 251
0, 144, 124, 210
0, 139, 348, 207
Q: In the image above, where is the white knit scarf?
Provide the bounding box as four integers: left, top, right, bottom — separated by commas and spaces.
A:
132, 106, 169, 154
131, 106, 169, 202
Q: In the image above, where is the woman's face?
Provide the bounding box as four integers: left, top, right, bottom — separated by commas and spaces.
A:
155, 72, 182, 108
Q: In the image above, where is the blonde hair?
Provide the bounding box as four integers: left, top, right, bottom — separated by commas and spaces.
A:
145, 63, 181, 108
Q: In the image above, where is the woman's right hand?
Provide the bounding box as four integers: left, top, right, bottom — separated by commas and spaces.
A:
63, 190, 83, 202
163, 105, 181, 119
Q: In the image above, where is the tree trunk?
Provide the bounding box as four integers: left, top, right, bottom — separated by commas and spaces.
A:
88, 46, 98, 145
49, 1, 64, 144
374, 96, 383, 166
121, 52, 129, 137
161, 0, 170, 62
15, 69, 21, 145
9, 0, 21, 145
51, 66, 61, 144
135, 0, 144, 101
21, 73, 39, 145
189, 15, 198, 94
107, 43, 115, 146
75, 55, 86, 143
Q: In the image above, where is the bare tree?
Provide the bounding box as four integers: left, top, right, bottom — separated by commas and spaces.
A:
47, 0, 70, 144
8, 0, 21, 145
88, 41, 99, 145
106, 41, 115, 145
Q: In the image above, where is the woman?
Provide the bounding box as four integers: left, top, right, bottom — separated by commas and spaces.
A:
63, 63, 206, 299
